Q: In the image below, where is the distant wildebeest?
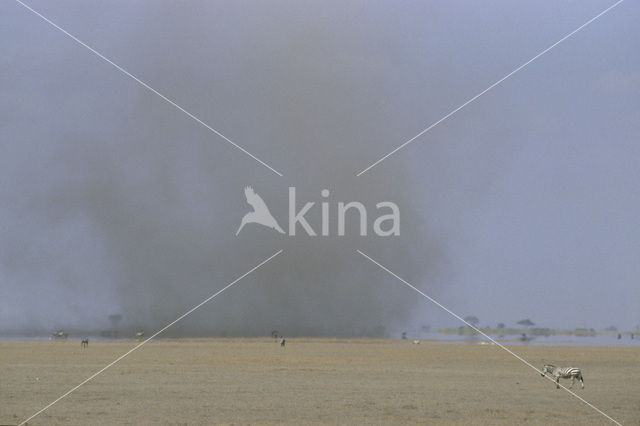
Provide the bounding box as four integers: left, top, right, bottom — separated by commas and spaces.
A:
81, 338, 89, 348
52, 331, 68, 339
280, 337, 286, 347
541, 364, 584, 389
135, 331, 144, 341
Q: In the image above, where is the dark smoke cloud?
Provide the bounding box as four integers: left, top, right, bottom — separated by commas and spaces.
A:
6, 1, 635, 336
2, 1, 446, 337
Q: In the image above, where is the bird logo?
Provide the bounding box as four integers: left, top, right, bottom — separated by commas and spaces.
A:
236, 186, 285, 235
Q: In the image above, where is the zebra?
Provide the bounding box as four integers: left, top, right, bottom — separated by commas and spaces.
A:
541, 364, 584, 389
81, 338, 89, 348
135, 331, 144, 341
280, 337, 286, 347
52, 331, 68, 339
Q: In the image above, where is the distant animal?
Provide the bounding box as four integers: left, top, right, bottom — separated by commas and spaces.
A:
81, 338, 89, 348
280, 337, 286, 347
135, 331, 145, 341
52, 331, 68, 339
236, 186, 285, 235
413, 340, 420, 344
541, 364, 584, 389
520, 333, 534, 342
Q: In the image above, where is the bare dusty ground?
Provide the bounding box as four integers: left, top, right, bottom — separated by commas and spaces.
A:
1, 338, 638, 425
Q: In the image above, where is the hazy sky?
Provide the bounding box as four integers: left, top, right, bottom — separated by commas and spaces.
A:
2, 0, 638, 336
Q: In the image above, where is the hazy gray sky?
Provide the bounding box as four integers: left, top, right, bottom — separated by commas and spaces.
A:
2, 0, 638, 336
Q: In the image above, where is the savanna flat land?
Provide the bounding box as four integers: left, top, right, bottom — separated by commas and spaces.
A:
1, 339, 639, 425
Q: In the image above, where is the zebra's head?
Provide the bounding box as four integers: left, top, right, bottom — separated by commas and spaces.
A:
541, 364, 554, 376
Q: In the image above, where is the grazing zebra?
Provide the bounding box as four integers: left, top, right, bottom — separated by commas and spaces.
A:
541, 364, 584, 389
135, 331, 144, 341
81, 338, 89, 348
280, 337, 286, 347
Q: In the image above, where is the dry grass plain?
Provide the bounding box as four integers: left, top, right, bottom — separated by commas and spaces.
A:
1, 338, 639, 425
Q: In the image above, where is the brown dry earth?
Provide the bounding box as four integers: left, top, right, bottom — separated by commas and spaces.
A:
1, 338, 638, 425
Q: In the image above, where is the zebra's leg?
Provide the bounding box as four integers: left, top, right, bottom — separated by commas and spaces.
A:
556, 376, 560, 389
580, 374, 584, 389
570, 376, 575, 389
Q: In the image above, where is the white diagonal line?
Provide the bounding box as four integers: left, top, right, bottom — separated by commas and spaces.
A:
357, 249, 621, 425
18, 249, 283, 426
356, 0, 625, 176
14, 0, 283, 177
